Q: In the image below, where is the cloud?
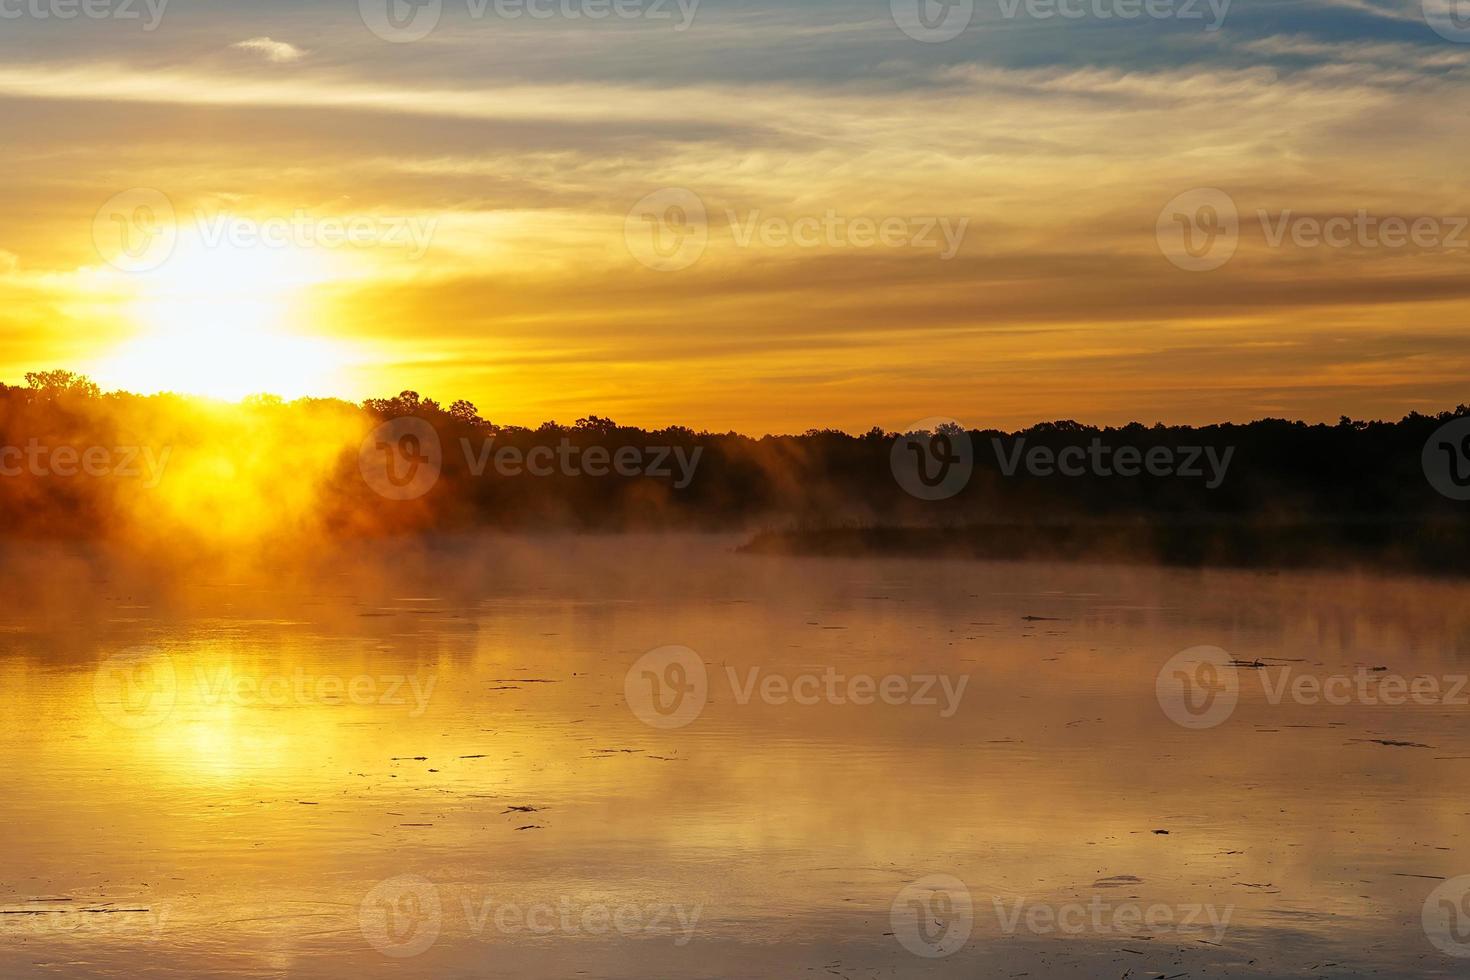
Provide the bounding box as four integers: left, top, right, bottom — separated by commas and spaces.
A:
5, 5, 1470, 429
231, 37, 307, 64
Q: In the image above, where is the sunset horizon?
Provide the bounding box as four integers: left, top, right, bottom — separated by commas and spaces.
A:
3, 367, 1469, 436
5, 0, 1470, 433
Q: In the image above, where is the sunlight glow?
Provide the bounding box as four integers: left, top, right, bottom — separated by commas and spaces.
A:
93, 227, 359, 401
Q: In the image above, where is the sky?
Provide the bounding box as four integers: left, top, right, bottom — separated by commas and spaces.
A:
0, 0, 1467, 433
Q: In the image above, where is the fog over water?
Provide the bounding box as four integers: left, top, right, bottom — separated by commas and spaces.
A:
2, 536, 1469, 978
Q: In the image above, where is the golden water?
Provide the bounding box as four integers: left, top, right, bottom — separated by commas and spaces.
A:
3, 536, 1468, 978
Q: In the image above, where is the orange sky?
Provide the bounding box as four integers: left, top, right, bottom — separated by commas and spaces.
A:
2, 3, 1469, 433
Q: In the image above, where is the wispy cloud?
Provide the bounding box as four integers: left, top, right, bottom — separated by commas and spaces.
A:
231, 37, 307, 64
3, 0, 1470, 427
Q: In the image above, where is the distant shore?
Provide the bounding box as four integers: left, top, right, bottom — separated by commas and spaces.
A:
739, 520, 1470, 575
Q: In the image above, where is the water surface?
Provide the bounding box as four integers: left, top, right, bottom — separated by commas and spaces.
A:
3, 536, 1469, 978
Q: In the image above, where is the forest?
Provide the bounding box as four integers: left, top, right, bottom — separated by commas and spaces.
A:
2, 371, 1467, 571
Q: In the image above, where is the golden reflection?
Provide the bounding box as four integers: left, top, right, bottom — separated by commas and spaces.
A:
3, 545, 1469, 978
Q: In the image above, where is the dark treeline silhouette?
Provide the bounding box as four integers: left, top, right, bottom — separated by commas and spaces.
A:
2, 371, 1468, 571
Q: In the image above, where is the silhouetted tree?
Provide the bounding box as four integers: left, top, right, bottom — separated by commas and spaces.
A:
25, 370, 100, 400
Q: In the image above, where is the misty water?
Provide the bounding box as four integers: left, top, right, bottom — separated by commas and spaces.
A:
3, 536, 1469, 978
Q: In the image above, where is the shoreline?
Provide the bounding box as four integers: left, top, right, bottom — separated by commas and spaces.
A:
738, 520, 1470, 576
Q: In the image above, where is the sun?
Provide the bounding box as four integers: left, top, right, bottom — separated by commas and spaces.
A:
92, 224, 358, 401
